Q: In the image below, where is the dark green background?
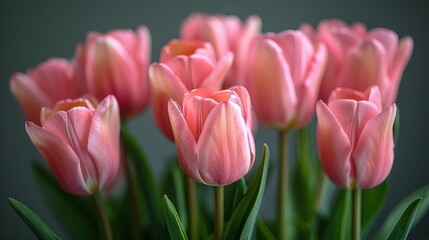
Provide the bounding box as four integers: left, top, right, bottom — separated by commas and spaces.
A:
1, 0, 428, 238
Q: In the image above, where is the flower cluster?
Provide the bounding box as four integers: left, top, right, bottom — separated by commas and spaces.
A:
9, 13, 425, 240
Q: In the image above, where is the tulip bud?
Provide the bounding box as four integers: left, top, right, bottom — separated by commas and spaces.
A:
247, 30, 327, 129
10, 58, 80, 125
26, 95, 120, 195
168, 86, 255, 186
316, 86, 396, 189
75, 26, 151, 118
150, 39, 233, 140
302, 19, 413, 106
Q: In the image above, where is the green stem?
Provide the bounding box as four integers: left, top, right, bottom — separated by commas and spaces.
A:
92, 191, 113, 240
277, 129, 289, 240
352, 188, 361, 240
215, 186, 224, 240
123, 151, 141, 240
187, 178, 198, 240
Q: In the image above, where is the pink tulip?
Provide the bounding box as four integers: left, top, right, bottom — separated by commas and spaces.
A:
168, 86, 255, 186
316, 86, 396, 189
10, 58, 81, 125
302, 19, 413, 106
246, 30, 327, 129
26, 95, 120, 195
149, 39, 233, 140
180, 13, 261, 87
75, 26, 151, 118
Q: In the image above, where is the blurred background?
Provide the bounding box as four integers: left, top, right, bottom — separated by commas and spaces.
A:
1, 0, 428, 238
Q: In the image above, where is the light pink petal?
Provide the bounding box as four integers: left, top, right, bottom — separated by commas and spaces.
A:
277, 31, 314, 84
86, 37, 139, 116
88, 96, 120, 190
25, 121, 88, 195
168, 100, 203, 183
316, 101, 352, 188
200, 52, 233, 90
248, 38, 297, 128
167, 55, 214, 89
353, 104, 396, 188
183, 95, 218, 141
229, 86, 254, 131
385, 36, 413, 105
10, 73, 51, 124
338, 40, 388, 92
367, 29, 398, 66
149, 63, 189, 140
197, 102, 253, 185
295, 42, 327, 127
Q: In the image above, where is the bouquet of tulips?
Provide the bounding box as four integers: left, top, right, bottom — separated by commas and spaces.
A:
8, 13, 428, 240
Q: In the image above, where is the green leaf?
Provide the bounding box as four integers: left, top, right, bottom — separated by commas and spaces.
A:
361, 180, 388, 235
224, 178, 247, 221
320, 189, 351, 240
32, 161, 98, 239
120, 124, 165, 231
291, 127, 317, 223
164, 195, 189, 240
9, 198, 61, 240
256, 219, 276, 240
224, 144, 270, 239
387, 198, 422, 240
374, 184, 429, 240
162, 159, 188, 229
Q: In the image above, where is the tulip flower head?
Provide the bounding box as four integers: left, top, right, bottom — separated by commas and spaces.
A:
247, 30, 327, 129
75, 26, 151, 118
181, 13, 261, 87
26, 95, 120, 195
10, 58, 81, 125
302, 19, 413, 106
316, 86, 396, 189
150, 39, 233, 140
168, 86, 255, 186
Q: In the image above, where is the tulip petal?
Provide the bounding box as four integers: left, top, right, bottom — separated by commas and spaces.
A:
201, 52, 233, 90
353, 104, 396, 189
150, 63, 189, 140
86, 37, 139, 115
10, 73, 51, 124
316, 101, 352, 188
168, 100, 203, 183
88, 96, 120, 189
197, 102, 252, 185
26, 121, 88, 195
183, 95, 218, 141
339, 40, 388, 92
248, 38, 297, 128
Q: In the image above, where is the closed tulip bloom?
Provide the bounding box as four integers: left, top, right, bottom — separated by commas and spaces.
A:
168, 86, 255, 186
316, 86, 396, 189
25, 95, 120, 195
10, 58, 80, 125
150, 39, 233, 140
75, 26, 151, 118
302, 19, 413, 106
247, 30, 327, 129
181, 13, 261, 87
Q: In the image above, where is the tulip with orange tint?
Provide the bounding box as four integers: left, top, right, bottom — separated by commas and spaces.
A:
150, 39, 233, 140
